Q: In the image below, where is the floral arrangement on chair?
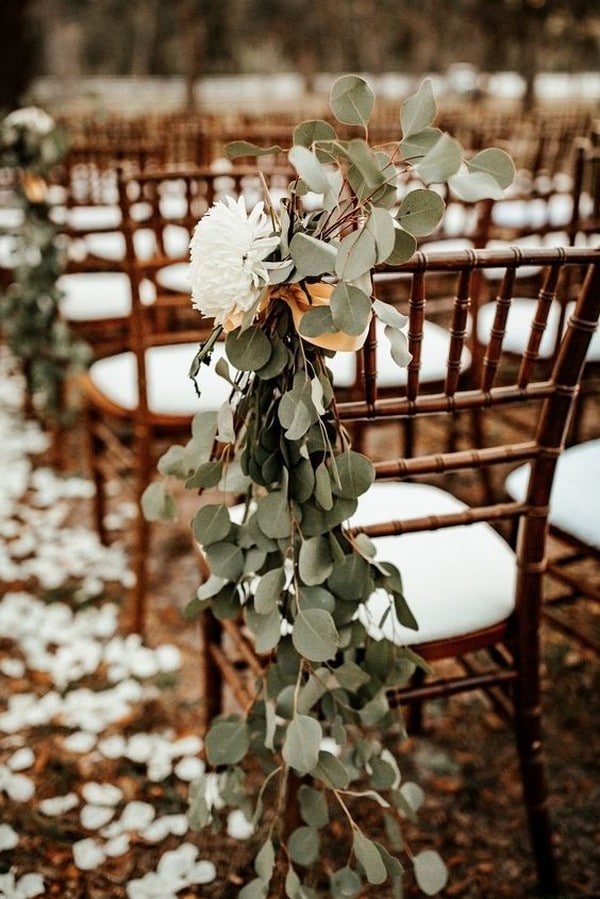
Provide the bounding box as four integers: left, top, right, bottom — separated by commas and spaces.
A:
0, 106, 89, 417
149, 76, 514, 897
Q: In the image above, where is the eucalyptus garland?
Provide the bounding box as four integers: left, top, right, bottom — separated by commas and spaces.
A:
0, 107, 90, 418
145, 76, 515, 897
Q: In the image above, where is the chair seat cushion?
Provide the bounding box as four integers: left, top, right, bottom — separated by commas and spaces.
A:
58, 272, 133, 321
350, 482, 516, 646
84, 224, 189, 263
505, 440, 600, 549
329, 319, 471, 389
87, 342, 232, 416
476, 297, 562, 358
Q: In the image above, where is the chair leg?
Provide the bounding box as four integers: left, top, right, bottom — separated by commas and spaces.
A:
513, 661, 560, 895
199, 612, 225, 732
83, 405, 108, 543
131, 504, 150, 634
404, 666, 426, 733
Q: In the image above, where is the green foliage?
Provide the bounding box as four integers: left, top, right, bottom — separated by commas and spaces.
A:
155, 74, 515, 895
0, 109, 90, 419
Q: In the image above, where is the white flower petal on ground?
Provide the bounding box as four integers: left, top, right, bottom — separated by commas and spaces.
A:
126, 871, 178, 899
189, 195, 280, 325
0, 823, 19, 850
2, 770, 35, 802
97, 734, 127, 759
80, 804, 116, 830
169, 735, 202, 757
189, 860, 217, 885
7, 747, 35, 771
72, 837, 107, 871
104, 834, 130, 857
38, 793, 79, 816
0, 869, 45, 898
227, 808, 255, 840
147, 754, 173, 783
0, 658, 26, 679
118, 801, 156, 832
81, 782, 123, 807
139, 818, 171, 843
173, 756, 205, 782
62, 731, 97, 754
156, 842, 198, 882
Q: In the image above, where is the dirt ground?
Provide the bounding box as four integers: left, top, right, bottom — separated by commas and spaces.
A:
1, 366, 599, 899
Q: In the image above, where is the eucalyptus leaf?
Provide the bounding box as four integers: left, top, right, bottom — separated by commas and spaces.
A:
290, 232, 338, 278
141, 481, 177, 522
363, 212, 394, 266
467, 147, 515, 189
289, 145, 331, 194
399, 126, 443, 162
255, 838, 276, 881
239, 879, 268, 899
185, 460, 223, 490
205, 718, 250, 766
254, 567, 286, 614
330, 867, 363, 899
353, 831, 387, 885
335, 228, 377, 281
396, 188, 446, 237
330, 283, 372, 337
204, 541, 244, 580
386, 225, 417, 265
298, 305, 338, 340
413, 850, 449, 896
256, 491, 292, 539
192, 503, 231, 546
331, 451, 375, 499
299, 535, 334, 586
226, 140, 284, 159
372, 299, 408, 330
416, 132, 463, 183
282, 714, 323, 774
314, 461, 334, 511
226, 325, 272, 371
293, 119, 338, 150
313, 751, 350, 789
298, 785, 330, 828
330, 74, 375, 126
292, 608, 340, 661
383, 323, 412, 367
343, 138, 385, 190
400, 78, 437, 138
448, 170, 505, 202
245, 605, 283, 653
288, 826, 320, 866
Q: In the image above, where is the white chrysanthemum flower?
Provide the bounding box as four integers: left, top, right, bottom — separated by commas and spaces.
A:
3, 106, 55, 137
189, 196, 280, 328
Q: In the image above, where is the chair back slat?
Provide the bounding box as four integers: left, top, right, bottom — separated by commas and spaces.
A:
445, 267, 472, 396
335, 246, 600, 560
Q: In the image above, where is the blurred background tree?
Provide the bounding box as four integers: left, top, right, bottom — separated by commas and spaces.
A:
2, 0, 599, 112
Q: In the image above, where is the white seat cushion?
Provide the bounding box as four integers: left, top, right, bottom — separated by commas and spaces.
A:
476, 297, 562, 358
329, 319, 471, 389
84, 224, 189, 263
505, 440, 600, 550
156, 262, 191, 293
87, 342, 232, 416
51, 204, 122, 231
351, 482, 516, 646
58, 272, 133, 321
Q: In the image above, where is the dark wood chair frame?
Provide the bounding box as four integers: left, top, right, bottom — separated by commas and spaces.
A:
199, 246, 600, 897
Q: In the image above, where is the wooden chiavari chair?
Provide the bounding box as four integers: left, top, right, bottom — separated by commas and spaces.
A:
198, 246, 600, 897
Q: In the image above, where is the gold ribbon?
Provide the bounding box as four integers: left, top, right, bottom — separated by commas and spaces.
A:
20, 172, 48, 204
220, 281, 371, 353
272, 281, 371, 352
